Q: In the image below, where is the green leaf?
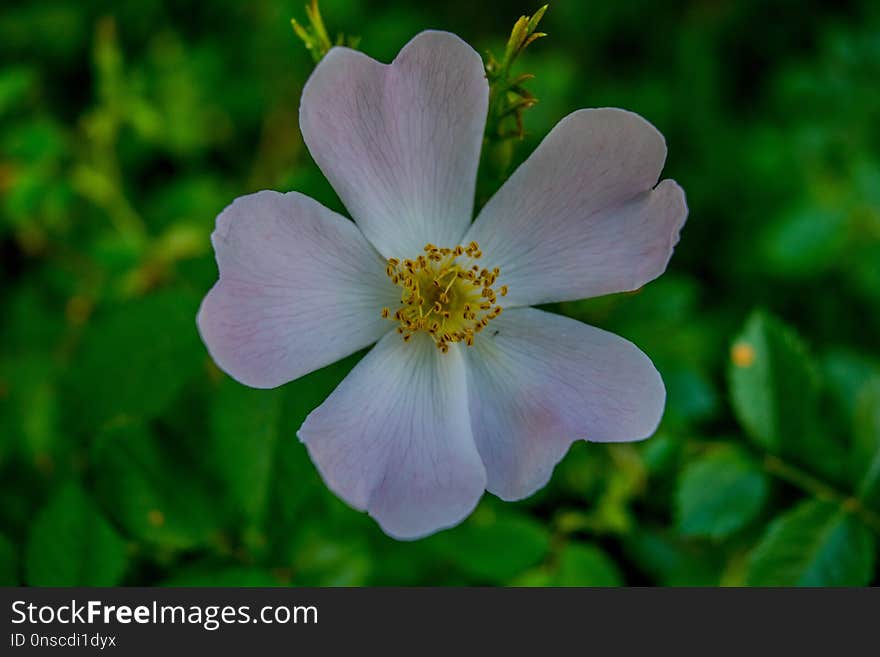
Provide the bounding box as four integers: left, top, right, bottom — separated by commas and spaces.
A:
853, 378, 880, 505
91, 420, 221, 550
25, 483, 128, 586
0, 533, 18, 585
0, 353, 60, 466
822, 349, 880, 435
65, 290, 203, 433
262, 353, 362, 558
662, 368, 719, 427
746, 500, 875, 586
555, 543, 623, 586
729, 311, 818, 452
162, 565, 282, 587
0, 282, 65, 354
509, 566, 554, 587
424, 507, 550, 583
511, 544, 622, 587
623, 529, 722, 586
761, 205, 847, 277
640, 432, 682, 475
288, 531, 372, 586
0, 67, 35, 116
729, 311, 844, 480
526, 4, 549, 34
676, 446, 769, 539
209, 378, 283, 526
264, 436, 323, 546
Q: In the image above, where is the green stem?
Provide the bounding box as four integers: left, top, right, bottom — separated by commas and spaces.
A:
762, 453, 880, 534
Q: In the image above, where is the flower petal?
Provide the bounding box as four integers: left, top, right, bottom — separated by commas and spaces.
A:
465, 108, 688, 307
197, 190, 398, 389
464, 307, 665, 501
299, 31, 489, 258
299, 332, 486, 539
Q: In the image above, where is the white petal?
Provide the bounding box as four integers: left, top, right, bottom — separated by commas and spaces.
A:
465, 108, 687, 307
298, 332, 486, 539
464, 307, 665, 501
299, 31, 489, 258
197, 190, 398, 389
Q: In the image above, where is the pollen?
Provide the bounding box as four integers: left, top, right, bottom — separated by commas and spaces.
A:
382, 241, 505, 352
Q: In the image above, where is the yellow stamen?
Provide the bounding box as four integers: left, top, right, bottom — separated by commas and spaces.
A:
381, 241, 506, 352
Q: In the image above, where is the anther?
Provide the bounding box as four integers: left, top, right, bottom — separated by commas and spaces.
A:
381, 240, 506, 352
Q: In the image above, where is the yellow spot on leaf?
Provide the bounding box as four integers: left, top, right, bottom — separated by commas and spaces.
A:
65, 296, 93, 325
147, 509, 165, 527
731, 342, 756, 367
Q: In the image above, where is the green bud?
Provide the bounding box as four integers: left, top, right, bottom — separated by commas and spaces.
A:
291, 0, 359, 65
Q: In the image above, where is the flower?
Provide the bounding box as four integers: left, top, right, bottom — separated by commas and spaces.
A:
197, 31, 688, 539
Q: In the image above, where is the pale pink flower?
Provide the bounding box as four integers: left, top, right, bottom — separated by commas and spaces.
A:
197, 31, 687, 539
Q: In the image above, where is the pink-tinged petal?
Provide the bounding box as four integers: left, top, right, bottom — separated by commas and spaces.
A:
465, 108, 688, 307
197, 190, 398, 389
300, 31, 489, 258
299, 332, 486, 539
464, 307, 665, 501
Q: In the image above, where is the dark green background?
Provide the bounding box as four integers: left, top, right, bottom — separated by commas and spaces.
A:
1, 0, 879, 586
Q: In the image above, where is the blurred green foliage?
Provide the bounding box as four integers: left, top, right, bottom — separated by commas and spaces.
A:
1, 0, 879, 586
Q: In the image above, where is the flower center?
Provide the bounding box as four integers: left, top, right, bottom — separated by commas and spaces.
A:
381, 241, 507, 352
